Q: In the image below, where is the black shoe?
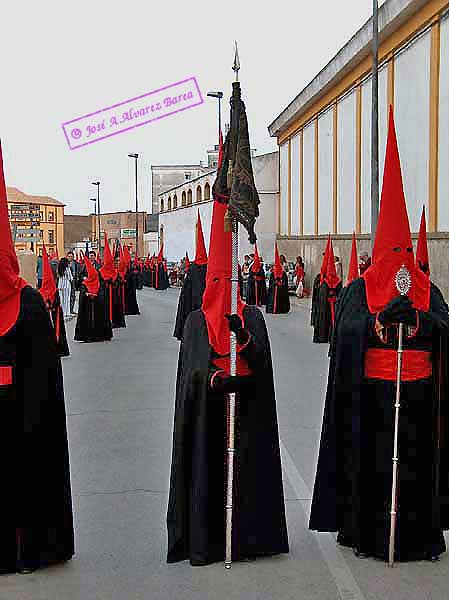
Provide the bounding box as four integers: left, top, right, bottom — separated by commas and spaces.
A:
353, 548, 368, 559
19, 567, 35, 574
425, 553, 440, 562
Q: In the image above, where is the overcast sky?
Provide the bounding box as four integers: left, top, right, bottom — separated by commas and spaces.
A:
0, 1, 384, 215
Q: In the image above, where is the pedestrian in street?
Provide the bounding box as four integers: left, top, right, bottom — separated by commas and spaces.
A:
173, 211, 208, 340
167, 200, 289, 566
66, 250, 80, 315
309, 108, 449, 563
266, 244, 290, 314
295, 256, 305, 299
246, 243, 266, 306
312, 237, 342, 344
0, 142, 74, 574
57, 257, 73, 320
334, 255, 343, 281
359, 251, 371, 275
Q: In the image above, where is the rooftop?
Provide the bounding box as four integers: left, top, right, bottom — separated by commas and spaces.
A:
7, 186, 65, 207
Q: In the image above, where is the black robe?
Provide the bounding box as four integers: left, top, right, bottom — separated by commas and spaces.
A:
143, 267, 153, 288
312, 281, 342, 344
266, 272, 290, 314
154, 264, 170, 290
246, 269, 267, 306
0, 286, 74, 574
309, 278, 449, 561
111, 278, 126, 329
173, 264, 207, 341
125, 271, 140, 316
167, 306, 289, 565
50, 295, 70, 358
74, 281, 113, 343
310, 273, 321, 327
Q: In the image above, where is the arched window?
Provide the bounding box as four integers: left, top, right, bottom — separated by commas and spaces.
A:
173, 194, 178, 209
181, 191, 187, 206
204, 182, 211, 200
168, 197, 172, 211
187, 189, 192, 205
196, 185, 202, 202
160, 198, 164, 212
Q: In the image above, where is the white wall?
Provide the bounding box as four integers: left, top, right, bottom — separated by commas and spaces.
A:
290, 133, 300, 235
439, 16, 449, 231
303, 121, 315, 235
318, 108, 333, 234
279, 142, 289, 235
337, 90, 357, 233
159, 202, 213, 262
394, 30, 431, 232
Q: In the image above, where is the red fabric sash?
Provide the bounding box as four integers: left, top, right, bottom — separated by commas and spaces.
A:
365, 348, 432, 382
212, 355, 251, 376
0, 365, 13, 385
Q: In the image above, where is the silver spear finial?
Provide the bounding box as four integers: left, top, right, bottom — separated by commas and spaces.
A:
232, 41, 240, 82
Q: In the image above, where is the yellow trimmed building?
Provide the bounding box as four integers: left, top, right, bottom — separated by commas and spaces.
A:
7, 187, 65, 258
269, 0, 449, 295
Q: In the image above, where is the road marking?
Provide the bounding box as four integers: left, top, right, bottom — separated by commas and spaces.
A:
280, 440, 367, 600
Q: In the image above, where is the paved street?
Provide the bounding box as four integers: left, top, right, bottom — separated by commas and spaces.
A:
2, 288, 448, 600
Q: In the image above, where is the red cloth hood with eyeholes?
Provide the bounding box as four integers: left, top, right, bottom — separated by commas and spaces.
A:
83, 255, 100, 296
416, 207, 430, 276
252, 243, 261, 273
40, 244, 57, 306
273, 243, 283, 280
0, 141, 27, 336
346, 232, 359, 285
195, 211, 208, 265
362, 106, 429, 313
201, 201, 245, 356
325, 238, 341, 290
118, 245, 127, 279
100, 232, 117, 282
320, 236, 331, 285
157, 244, 164, 264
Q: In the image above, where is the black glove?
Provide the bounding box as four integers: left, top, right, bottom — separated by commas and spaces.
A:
378, 296, 417, 327
225, 314, 250, 346
211, 373, 254, 394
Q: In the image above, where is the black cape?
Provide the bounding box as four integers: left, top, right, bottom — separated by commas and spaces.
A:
173, 263, 207, 340
154, 264, 170, 290
309, 278, 449, 561
312, 281, 342, 343
310, 273, 321, 327
125, 271, 140, 315
246, 269, 267, 306
143, 267, 153, 288
111, 278, 126, 328
0, 286, 74, 574
167, 306, 289, 565
266, 272, 290, 314
50, 298, 70, 358
74, 281, 113, 343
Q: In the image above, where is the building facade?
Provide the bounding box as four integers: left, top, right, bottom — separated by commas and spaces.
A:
7, 187, 65, 257
158, 152, 279, 262
151, 164, 213, 215
269, 0, 449, 294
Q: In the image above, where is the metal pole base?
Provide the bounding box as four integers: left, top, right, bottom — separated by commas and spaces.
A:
225, 563, 232, 570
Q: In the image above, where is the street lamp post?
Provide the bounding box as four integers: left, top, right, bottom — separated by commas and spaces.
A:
89, 197, 97, 248
92, 182, 101, 255
207, 91, 224, 143
128, 154, 139, 257
371, 0, 379, 249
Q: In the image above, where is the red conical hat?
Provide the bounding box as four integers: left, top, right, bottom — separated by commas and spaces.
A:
83, 254, 100, 296
252, 243, 261, 273
0, 141, 27, 336
118, 244, 127, 279
195, 211, 208, 265
325, 239, 341, 290
100, 231, 117, 281
185, 252, 190, 272
201, 201, 245, 356
416, 206, 430, 276
157, 243, 164, 264
273, 243, 283, 280
346, 232, 359, 285
320, 236, 331, 284
123, 244, 132, 266
363, 107, 429, 312
39, 243, 57, 306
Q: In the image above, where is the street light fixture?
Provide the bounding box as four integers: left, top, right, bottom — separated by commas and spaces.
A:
89, 197, 97, 246
207, 91, 223, 143
128, 154, 139, 257
92, 182, 101, 255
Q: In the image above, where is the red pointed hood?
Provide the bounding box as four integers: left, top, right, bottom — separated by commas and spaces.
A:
195, 211, 208, 265
325, 239, 341, 290
144, 255, 150, 268
157, 244, 164, 264
346, 233, 359, 285
100, 232, 117, 281
416, 207, 430, 276
252, 243, 261, 273
123, 244, 131, 267
0, 141, 27, 335
363, 107, 429, 313
273, 243, 283, 279
185, 252, 190, 272
83, 255, 100, 296
39, 244, 57, 306
201, 201, 245, 356
118, 245, 128, 279
320, 237, 331, 284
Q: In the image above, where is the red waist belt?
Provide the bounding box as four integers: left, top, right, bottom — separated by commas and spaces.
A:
365, 348, 432, 382
213, 355, 252, 376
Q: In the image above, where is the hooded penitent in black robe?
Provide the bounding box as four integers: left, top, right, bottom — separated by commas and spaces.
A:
167, 306, 289, 565
312, 281, 342, 343
173, 264, 207, 341
0, 286, 74, 574
154, 264, 170, 291
266, 272, 290, 314
125, 271, 140, 315
309, 278, 449, 561
111, 278, 126, 329
74, 281, 113, 343
246, 269, 267, 306
143, 267, 152, 288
